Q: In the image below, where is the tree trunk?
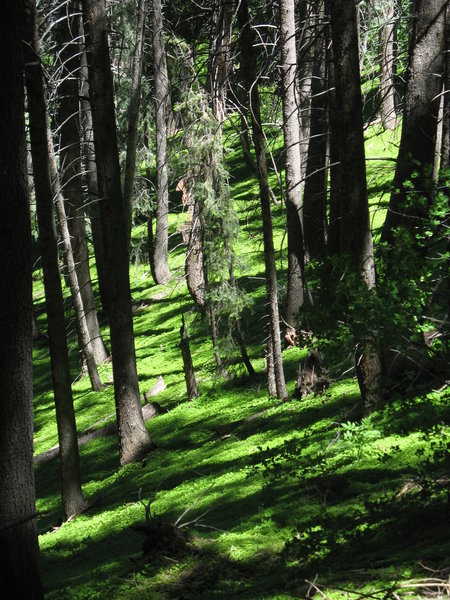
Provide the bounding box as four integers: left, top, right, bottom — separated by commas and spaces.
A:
297, 0, 315, 179
79, 41, 110, 316
208, 0, 233, 126
378, 0, 397, 130
82, 0, 156, 465
238, 0, 288, 400
180, 316, 199, 400
329, 0, 382, 408
55, 0, 108, 366
303, 2, 328, 261
50, 138, 103, 392
439, 2, 450, 173
279, 0, 305, 340
150, 0, 172, 284
123, 0, 148, 254
0, 3, 44, 595
184, 192, 207, 313
326, 20, 342, 257
381, 0, 447, 246
24, 0, 86, 517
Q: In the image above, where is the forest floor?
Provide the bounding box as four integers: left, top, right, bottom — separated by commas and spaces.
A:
32, 123, 450, 598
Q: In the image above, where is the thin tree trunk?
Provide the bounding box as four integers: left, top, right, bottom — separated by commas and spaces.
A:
238, 0, 288, 400
49, 135, 103, 392
378, 1, 397, 130
280, 0, 305, 340
329, 0, 382, 408
297, 0, 314, 180
82, 0, 156, 465
24, 0, 86, 517
123, 0, 148, 254
208, 0, 233, 126
0, 2, 44, 594
80, 37, 110, 316
55, 0, 108, 365
150, 0, 172, 284
180, 316, 199, 400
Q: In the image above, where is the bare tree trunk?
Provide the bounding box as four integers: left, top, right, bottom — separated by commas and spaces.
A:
279, 0, 305, 341
183, 190, 207, 313
326, 19, 342, 257
24, 0, 86, 517
238, 0, 288, 400
0, 3, 44, 594
180, 316, 199, 400
150, 0, 172, 284
303, 2, 328, 261
55, 0, 108, 364
329, 0, 382, 408
208, 0, 233, 126
123, 0, 148, 254
49, 135, 103, 392
297, 0, 315, 179
82, 0, 156, 465
378, 0, 398, 130
381, 0, 447, 246
80, 37, 110, 317
439, 2, 450, 173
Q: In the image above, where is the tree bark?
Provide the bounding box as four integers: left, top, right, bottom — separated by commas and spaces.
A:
381, 0, 447, 246
123, 0, 148, 254
55, 1, 109, 365
303, 2, 328, 261
180, 316, 199, 400
82, 0, 156, 465
24, 0, 86, 517
279, 0, 305, 340
238, 0, 288, 400
329, 0, 382, 408
80, 40, 110, 316
378, 0, 398, 130
150, 0, 172, 284
50, 137, 103, 392
208, 0, 233, 126
0, 2, 44, 595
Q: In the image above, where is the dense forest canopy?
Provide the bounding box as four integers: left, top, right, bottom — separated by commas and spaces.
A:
0, 0, 449, 597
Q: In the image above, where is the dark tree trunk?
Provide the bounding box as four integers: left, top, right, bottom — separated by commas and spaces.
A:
329, 0, 382, 408
184, 193, 207, 313
378, 0, 397, 130
439, 3, 450, 173
303, 2, 328, 261
381, 0, 447, 246
150, 0, 172, 284
0, 3, 44, 595
279, 0, 305, 340
82, 0, 155, 465
326, 21, 342, 257
208, 0, 233, 126
25, 0, 87, 518
180, 316, 199, 400
55, 0, 108, 366
123, 0, 148, 254
80, 41, 110, 316
50, 140, 103, 392
297, 0, 315, 179
238, 0, 288, 400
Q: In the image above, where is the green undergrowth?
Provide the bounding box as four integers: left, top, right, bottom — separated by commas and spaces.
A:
33, 122, 450, 599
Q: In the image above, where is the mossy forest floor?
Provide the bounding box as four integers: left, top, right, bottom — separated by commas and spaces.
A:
33, 124, 450, 598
